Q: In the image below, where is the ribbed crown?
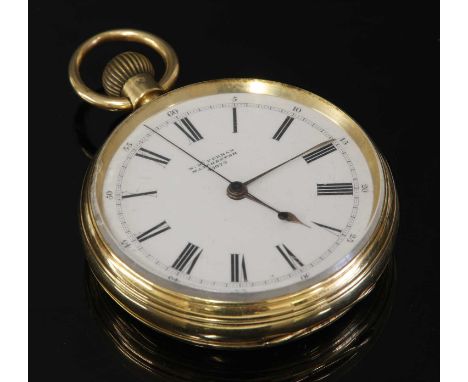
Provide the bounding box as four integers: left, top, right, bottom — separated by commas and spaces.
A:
102, 51, 155, 97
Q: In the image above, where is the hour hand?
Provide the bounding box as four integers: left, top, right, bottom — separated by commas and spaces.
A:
277, 211, 311, 228
227, 181, 310, 228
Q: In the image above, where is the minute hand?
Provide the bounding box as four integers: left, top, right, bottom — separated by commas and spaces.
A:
243, 139, 335, 185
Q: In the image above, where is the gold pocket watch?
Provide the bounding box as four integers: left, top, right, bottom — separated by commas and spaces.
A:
69, 29, 398, 349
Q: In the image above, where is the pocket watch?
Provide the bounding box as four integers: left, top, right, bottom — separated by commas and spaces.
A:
69, 29, 398, 348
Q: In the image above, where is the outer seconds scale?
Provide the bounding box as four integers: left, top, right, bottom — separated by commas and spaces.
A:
69, 29, 398, 348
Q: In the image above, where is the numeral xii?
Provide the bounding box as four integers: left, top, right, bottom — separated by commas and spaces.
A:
174, 117, 203, 142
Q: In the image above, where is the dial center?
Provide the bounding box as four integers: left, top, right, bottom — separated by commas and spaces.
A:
227, 181, 248, 200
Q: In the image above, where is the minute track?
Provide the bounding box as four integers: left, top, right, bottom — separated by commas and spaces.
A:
105, 96, 371, 293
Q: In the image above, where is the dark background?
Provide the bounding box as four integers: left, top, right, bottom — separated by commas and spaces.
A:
29, 1, 439, 381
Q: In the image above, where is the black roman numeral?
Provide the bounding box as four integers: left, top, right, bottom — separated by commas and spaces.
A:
174, 117, 203, 142
232, 107, 238, 133
303, 142, 337, 163
273, 116, 294, 140
172, 243, 202, 274
136, 148, 171, 165
122, 190, 157, 199
317, 183, 354, 196
136, 221, 171, 242
230, 254, 247, 282
275, 244, 303, 270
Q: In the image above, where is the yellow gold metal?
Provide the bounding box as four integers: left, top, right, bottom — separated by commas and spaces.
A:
68, 29, 179, 111
86, 258, 395, 380
121, 73, 163, 109
102, 51, 155, 97
79, 78, 399, 349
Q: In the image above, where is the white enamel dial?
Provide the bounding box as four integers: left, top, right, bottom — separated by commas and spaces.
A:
95, 91, 383, 298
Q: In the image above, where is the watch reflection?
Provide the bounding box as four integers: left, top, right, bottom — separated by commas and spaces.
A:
86, 258, 396, 382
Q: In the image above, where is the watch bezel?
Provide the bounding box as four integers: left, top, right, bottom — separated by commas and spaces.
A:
81, 78, 398, 348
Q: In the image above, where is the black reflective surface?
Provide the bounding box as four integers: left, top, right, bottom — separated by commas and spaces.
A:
29, 1, 439, 381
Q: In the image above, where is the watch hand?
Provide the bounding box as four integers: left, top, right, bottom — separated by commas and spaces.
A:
146, 124, 309, 228
145, 125, 232, 183
278, 211, 311, 228
246, 193, 310, 228
227, 181, 310, 228
243, 139, 335, 185
248, 193, 310, 227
